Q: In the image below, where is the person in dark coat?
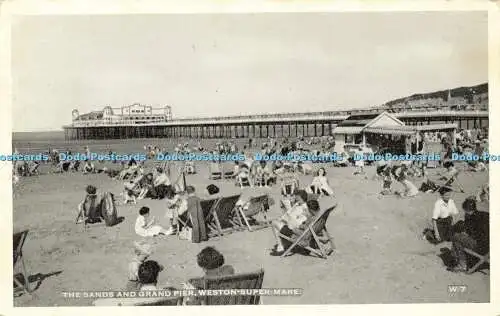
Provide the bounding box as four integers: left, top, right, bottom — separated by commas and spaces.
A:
449, 197, 489, 272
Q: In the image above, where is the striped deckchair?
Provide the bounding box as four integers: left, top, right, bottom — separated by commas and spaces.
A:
278, 204, 337, 259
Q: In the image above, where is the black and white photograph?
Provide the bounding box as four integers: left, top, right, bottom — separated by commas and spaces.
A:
6, 7, 492, 308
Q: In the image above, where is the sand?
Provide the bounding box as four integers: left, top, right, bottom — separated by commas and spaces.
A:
12, 138, 489, 306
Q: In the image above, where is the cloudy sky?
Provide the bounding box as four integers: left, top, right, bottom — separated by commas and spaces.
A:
11, 12, 487, 132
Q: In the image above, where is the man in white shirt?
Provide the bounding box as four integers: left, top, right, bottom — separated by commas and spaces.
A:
424, 186, 458, 243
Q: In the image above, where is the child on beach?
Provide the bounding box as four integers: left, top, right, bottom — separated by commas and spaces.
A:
380, 165, 393, 195
164, 187, 188, 236
134, 207, 168, 237
353, 147, 365, 175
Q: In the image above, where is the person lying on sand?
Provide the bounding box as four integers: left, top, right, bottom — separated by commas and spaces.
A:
135, 206, 168, 237
435, 161, 465, 193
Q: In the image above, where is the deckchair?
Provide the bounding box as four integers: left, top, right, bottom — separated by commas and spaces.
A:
93, 296, 182, 306
13, 230, 33, 295
209, 162, 222, 180
188, 269, 265, 305
280, 176, 299, 198
237, 195, 272, 232
463, 248, 490, 274
237, 173, 252, 188
278, 204, 337, 259
222, 162, 236, 179
204, 194, 241, 238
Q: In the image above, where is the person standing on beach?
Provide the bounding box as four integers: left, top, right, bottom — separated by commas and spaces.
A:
184, 186, 208, 243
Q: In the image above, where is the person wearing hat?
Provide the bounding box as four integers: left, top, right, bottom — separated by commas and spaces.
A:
125, 241, 154, 291
423, 186, 458, 244
449, 196, 489, 272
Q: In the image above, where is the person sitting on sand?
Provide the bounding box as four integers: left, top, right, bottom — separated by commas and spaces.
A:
135, 206, 168, 237
125, 241, 153, 291
308, 167, 333, 196
423, 186, 458, 244
270, 199, 321, 256
76, 185, 102, 224
419, 169, 439, 193
448, 197, 489, 273
82, 160, 95, 174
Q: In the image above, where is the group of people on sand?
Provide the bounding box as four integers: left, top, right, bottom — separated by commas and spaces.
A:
133, 184, 216, 242
422, 186, 489, 272
72, 134, 489, 282
126, 243, 235, 304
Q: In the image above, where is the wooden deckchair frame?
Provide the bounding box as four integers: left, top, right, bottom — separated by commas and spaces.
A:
278, 205, 336, 259
188, 269, 265, 305
209, 162, 223, 180
204, 194, 241, 238
221, 162, 236, 179
237, 195, 272, 232
13, 230, 33, 295
464, 248, 489, 274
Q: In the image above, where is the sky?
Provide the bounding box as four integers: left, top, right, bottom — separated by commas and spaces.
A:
11, 12, 488, 132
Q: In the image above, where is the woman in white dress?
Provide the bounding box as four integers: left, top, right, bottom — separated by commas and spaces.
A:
309, 167, 334, 196
135, 206, 167, 237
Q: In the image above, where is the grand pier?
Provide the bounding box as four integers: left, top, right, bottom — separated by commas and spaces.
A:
63, 103, 488, 140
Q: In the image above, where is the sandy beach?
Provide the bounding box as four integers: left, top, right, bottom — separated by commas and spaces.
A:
12, 138, 489, 306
